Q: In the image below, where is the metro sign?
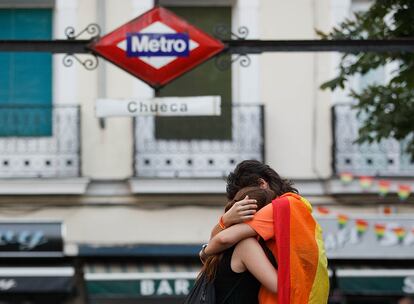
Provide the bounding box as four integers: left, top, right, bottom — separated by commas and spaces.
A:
89, 7, 225, 89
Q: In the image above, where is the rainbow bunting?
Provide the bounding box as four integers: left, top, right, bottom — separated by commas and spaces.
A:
355, 219, 369, 237
378, 180, 391, 197
374, 223, 386, 240
340, 172, 354, 184
393, 227, 406, 243
398, 184, 411, 201
317, 206, 330, 215
359, 176, 373, 190
337, 214, 349, 229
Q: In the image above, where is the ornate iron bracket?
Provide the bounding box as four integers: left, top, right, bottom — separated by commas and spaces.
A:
62, 24, 101, 70
63, 53, 99, 70
65, 23, 101, 40
213, 25, 249, 40
214, 53, 251, 71
214, 25, 251, 71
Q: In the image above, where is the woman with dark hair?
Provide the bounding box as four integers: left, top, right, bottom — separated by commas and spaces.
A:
201, 186, 278, 303
210, 160, 298, 237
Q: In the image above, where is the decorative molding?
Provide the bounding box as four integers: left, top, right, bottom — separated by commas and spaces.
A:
0, 178, 90, 195
130, 177, 414, 196
129, 178, 226, 194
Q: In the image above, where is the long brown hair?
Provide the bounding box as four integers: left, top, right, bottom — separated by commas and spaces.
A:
201, 186, 275, 282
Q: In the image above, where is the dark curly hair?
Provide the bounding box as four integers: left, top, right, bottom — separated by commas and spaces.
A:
226, 160, 298, 200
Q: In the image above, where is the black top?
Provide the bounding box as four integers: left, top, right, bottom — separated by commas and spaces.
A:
214, 246, 260, 304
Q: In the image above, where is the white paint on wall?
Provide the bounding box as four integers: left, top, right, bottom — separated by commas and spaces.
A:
53, 0, 78, 105
78, 0, 135, 179
232, 0, 260, 104
260, 0, 333, 178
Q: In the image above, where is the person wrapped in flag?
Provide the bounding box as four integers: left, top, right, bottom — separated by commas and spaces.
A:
202, 161, 329, 304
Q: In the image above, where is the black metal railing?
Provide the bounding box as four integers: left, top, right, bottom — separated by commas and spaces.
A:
332, 104, 414, 176
0, 105, 81, 178
133, 104, 264, 178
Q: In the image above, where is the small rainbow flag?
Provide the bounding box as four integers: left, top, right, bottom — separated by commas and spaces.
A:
378, 180, 391, 196
317, 206, 330, 215
393, 227, 406, 243
337, 214, 349, 229
382, 206, 394, 215
398, 184, 411, 201
355, 219, 369, 237
374, 223, 386, 240
359, 176, 373, 190
340, 172, 354, 184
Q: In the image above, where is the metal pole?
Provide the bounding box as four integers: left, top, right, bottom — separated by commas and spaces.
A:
1, 39, 414, 54
0, 40, 92, 53
223, 39, 414, 53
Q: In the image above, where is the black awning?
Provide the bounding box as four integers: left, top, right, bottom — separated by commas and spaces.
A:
0, 267, 75, 294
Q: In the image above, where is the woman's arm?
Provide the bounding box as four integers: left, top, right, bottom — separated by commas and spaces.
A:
234, 238, 278, 293
209, 196, 258, 239
204, 223, 257, 257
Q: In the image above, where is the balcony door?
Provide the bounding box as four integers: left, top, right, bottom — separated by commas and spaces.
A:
0, 9, 52, 136
155, 6, 232, 140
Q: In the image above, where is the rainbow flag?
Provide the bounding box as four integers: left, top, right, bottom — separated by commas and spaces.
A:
398, 184, 411, 201
359, 176, 373, 190
316, 206, 330, 215
393, 227, 406, 243
340, 172, 354, 184
337, 214, 349, 229
378, 180, 391, 196
374, 223, 386, 240
355, 219, 369, 237
272, 193, 329, 304
382, 206, 394, 215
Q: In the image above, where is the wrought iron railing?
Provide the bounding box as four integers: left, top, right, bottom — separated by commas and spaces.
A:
333, 104, 414, 176
134, 104, 264, 178
0, 105, 81, 178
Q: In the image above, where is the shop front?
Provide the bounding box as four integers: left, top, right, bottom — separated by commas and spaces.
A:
318, 215, 414, 304
0, 222, 77, 304
84, 261, 199, 304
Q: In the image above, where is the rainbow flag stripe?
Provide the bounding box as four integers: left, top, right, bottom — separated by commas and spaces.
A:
374, 223, 386, 239
398, 184, 411, 201
378, 180, 391, 196
337, 214, 349, 229
355, 219, 368, 235
340, 172, 354, 184
393, 227, 406, 242
359, 176, 373, 189
316, 206, 330, 215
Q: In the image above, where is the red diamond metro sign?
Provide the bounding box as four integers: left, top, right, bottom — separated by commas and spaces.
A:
89, 7, 225, 89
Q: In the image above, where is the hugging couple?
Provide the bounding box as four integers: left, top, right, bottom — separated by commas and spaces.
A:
196, 160, 329, 304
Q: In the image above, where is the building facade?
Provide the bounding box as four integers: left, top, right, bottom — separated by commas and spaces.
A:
0, 0, 413, 303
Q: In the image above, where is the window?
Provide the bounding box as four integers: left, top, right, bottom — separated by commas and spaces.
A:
155, 6, 232, 140
0, 9, 52, 136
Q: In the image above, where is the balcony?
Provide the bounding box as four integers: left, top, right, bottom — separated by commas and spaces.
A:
333, 104, 414, 176
133, 104, 264, 179
0, 105, 81, 178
